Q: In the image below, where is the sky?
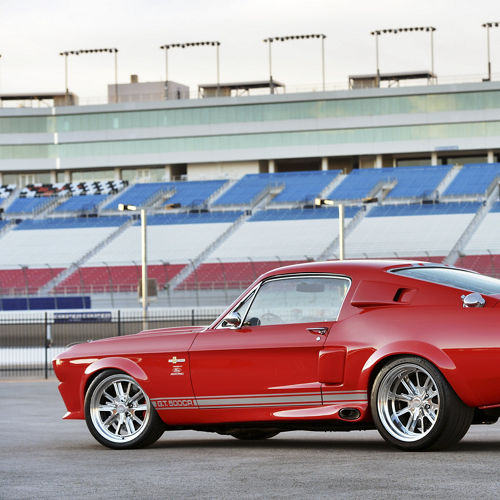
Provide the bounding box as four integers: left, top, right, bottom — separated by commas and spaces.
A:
1, 0, 500, 103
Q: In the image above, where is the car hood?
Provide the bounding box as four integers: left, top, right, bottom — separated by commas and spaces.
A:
133, 325, 208, 337
56, 325, 208, 360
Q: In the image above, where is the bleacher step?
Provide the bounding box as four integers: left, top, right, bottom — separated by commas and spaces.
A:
436, 165, 461, 197
38, 217, 136, 295
317, 204, 375, 261
167, 211, 252, 291
207, 179, 237, 207
444, 186, 500, 265
0, 186, 22, 213
320, 172, 346, 198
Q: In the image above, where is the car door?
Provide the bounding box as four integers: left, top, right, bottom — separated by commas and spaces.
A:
189, 274, 350, 419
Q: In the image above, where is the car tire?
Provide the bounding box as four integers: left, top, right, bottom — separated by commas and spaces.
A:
228, 430, 280, 440
371, 356, 473, 451
84, 369, 164, 449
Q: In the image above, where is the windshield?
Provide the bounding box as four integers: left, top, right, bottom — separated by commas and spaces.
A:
392, 267, 500, 295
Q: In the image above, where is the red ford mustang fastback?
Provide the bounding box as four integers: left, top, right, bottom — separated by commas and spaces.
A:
54, 260, 500, 451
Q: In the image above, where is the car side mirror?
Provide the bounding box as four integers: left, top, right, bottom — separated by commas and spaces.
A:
221, 311, 242, 329
462, 292, 485, 308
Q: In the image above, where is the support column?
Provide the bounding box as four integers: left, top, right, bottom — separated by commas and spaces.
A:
431, 152, 438, 166
487, 150, 495, 163
374, 155, 383, 168
321, 157, 328, 171
268, 159, 275, 173
114, 167, 121, 180
164, 165, 172, 181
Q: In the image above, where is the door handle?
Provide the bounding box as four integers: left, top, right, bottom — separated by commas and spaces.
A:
307, 327, 328, 336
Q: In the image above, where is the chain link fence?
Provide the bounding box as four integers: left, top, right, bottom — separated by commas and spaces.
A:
0, 308, 222, 379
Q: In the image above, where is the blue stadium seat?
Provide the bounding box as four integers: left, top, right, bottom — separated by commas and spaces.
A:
212, 174, 271, 206
5, 197, 54, 215
367, 202, 481, 217
328, 166, 451, 201
249, 206, 360, 221
270, 171, 339, 204
163, 180, 226, 208
105, 180, 227, 210
443, 163, 500, 196
328, 168, 393, 200
54, 194, 108, 213
104, 182, 170, 210
141, 211, 243, 226
385, 166, 451, 199
15, 216, 129, 230
213, 171, 339, 206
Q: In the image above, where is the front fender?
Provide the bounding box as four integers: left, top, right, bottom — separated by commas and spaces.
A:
70, 357, 149, 419
84, 357, 148, 381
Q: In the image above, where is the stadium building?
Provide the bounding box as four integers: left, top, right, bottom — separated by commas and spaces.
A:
0, 79, 499, 309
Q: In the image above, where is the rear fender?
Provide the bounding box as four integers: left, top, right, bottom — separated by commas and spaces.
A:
359, 341, 462, 398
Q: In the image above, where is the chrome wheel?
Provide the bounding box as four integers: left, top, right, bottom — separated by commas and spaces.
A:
89, 373, 151, 444
377, 362, 440, 443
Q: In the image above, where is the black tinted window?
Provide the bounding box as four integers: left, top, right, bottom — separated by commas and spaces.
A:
393, 267, 500, 295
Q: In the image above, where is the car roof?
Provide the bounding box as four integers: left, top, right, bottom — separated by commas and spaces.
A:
210, 259, 451, 329
258, 259, 446, 281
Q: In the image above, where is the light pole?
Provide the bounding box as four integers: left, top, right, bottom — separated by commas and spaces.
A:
482, 22, 499, 81
263, 34, 327, 94
59, 48, 119, 104
160, 41, 221, 97
59, 50, 78, 104
118, 203, 148, 329
370, 27, 436, 87
314, 198, 344, 260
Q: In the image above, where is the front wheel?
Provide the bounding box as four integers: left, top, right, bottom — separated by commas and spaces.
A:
371, 357, 473, 451
85, 370, 164, 449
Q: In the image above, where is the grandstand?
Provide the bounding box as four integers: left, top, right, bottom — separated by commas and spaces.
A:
0, 79, 500, 309
0, 161, 498, 308
345, 202, 480, 259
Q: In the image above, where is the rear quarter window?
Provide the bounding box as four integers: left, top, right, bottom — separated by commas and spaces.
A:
392, 267, 500, 295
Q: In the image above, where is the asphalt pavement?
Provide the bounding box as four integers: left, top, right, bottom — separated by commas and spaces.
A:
2, 379, 500, 499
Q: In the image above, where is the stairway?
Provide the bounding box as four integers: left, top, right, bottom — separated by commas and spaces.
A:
317, 204, 375, 261
38, 217, 136, 295
444, 187, 499, 266
167, 211, 252, 290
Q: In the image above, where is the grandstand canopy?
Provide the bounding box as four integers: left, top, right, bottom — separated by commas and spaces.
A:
349, 71, 436, 89
0, 92, 78, 106
198, 80, 285, 97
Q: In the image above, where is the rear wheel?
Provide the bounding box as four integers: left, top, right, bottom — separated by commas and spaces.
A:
85, 370, 164, 449
371, 357, 473, 451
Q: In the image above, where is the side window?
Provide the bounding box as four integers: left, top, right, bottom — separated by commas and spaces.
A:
218, 289, 256, 329
234, 290, 255, 319
244, 276, 349, 326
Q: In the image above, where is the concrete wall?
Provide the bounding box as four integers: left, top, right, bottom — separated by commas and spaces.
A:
187, 161, 260, 180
